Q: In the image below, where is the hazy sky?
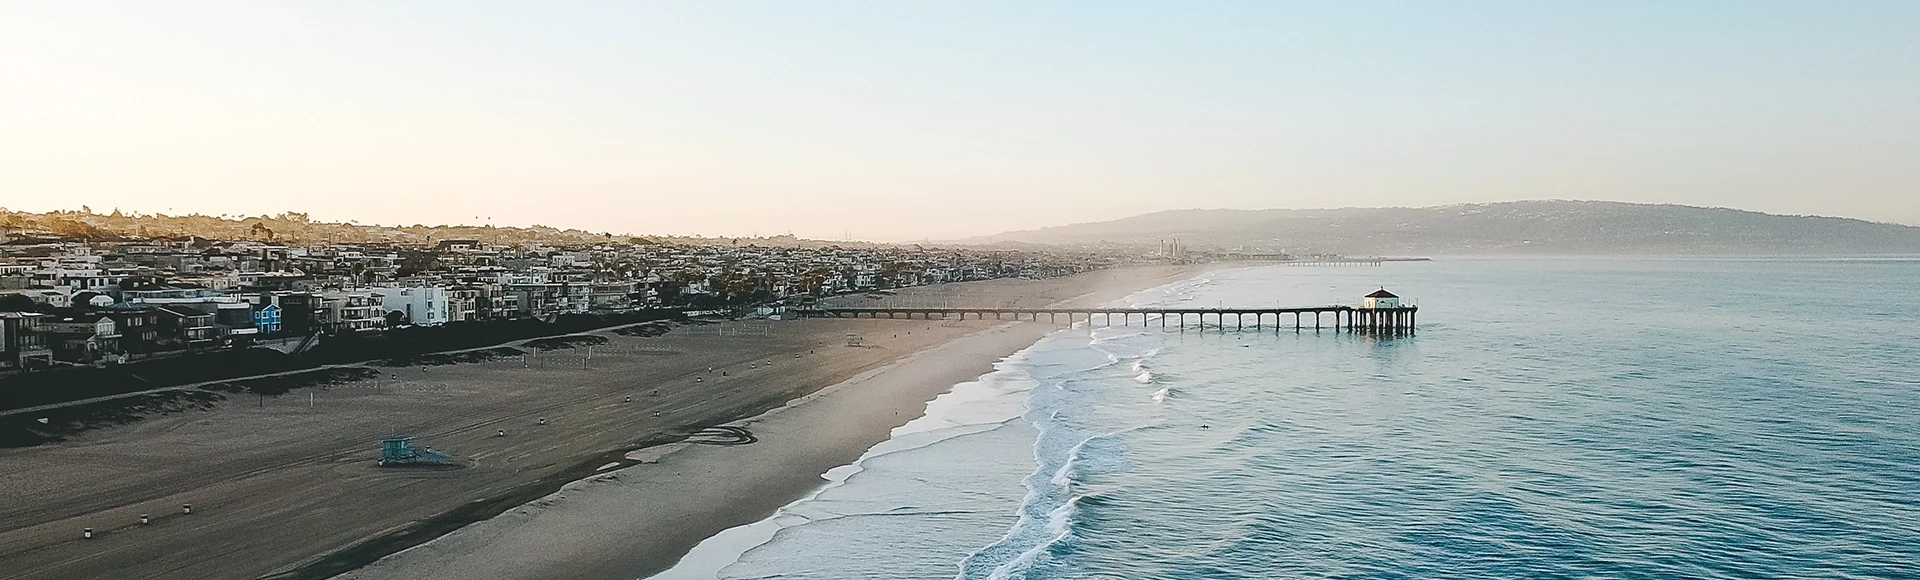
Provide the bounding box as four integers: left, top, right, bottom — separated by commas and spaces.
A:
4, 2, 1917, 240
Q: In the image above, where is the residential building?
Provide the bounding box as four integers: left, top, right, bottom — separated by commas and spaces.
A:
103, 309, 162, 354
254, 304, 282, 334
214, 302, 257, 340
45, 315, 120, 363
0, 312, 54, 369
317, 291, 383, 332
156, 306, 218, 349
373, 286, 449, 326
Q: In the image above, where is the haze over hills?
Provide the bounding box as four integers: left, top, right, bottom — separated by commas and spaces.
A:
960, 201, 1920, 255
0, 208, 891, 249
12, 201, 1920, 256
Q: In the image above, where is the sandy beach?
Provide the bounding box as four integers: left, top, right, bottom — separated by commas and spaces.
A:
339, 322, 1056, 580
0, 266, 1198, 580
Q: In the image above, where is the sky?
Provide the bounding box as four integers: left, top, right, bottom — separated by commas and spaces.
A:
3, 1, 1917, 241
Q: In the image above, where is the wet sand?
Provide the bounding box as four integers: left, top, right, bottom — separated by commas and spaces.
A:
0, 267, 1197, 580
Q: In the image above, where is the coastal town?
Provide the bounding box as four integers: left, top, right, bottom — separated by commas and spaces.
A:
0, 212, 1220, 580
0, 209, 1149, 371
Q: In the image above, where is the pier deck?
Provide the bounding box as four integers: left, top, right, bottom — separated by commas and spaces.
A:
793, 305, 1416, 332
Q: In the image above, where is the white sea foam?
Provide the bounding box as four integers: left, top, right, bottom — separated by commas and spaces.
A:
647, 338, 1050, 580
953, 279, 1202, 579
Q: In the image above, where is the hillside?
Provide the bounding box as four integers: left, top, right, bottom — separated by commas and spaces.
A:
0, 208, 887, 249
961, 201, 1920, 255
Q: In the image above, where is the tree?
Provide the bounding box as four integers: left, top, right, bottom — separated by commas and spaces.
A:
46, 218, 108, 240
396, 250, 441, 276
0, 294, 36, 312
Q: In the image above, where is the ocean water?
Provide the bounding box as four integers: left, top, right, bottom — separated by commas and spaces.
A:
658, 258, 1920, 579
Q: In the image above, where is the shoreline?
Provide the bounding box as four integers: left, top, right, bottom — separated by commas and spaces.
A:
653, 330, 1055, 580
333, 267, 1207, 580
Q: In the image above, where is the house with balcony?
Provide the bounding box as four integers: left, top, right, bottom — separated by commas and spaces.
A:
317, 291, 384, 332
156, 306, 219, 350
1, 312, 54, 370
444, 286, 482, 322
45, 315, 121, 363
589, 281, 636, 312
507, 280, 591, 318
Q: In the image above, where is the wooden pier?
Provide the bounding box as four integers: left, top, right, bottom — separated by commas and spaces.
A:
792, 305, 1416, 332
1223, 256, 1385, 266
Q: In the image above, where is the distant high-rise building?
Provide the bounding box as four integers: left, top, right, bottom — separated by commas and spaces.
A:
1159, 238, 1185, 260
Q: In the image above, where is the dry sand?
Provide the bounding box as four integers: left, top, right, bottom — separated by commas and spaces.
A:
0, 267, 1198, 580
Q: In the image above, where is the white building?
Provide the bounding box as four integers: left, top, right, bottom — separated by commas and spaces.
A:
1362, 288, 1401, 309
373, 286, 449, 326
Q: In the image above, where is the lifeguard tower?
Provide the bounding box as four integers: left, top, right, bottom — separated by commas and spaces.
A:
378, 436, 458, 467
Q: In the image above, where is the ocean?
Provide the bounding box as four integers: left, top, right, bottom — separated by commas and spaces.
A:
655, 258, 1920, 579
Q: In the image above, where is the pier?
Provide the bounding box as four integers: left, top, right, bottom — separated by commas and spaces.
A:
1224, 256, 1386, 266
793, 305, 1416, 332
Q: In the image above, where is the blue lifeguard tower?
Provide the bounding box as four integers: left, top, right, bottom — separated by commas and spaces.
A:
378, 436, 458, 466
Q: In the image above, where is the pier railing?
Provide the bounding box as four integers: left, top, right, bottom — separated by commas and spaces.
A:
792, 305, 1416, 332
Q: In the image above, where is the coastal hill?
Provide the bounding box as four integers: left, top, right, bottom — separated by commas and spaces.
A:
0, 208, 882, 249
960, 201, 1920, 255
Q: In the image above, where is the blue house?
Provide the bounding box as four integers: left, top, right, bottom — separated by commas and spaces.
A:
254, 304, 282, 334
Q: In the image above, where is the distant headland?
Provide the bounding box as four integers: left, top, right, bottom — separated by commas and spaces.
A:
958, 200, 1920, 255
